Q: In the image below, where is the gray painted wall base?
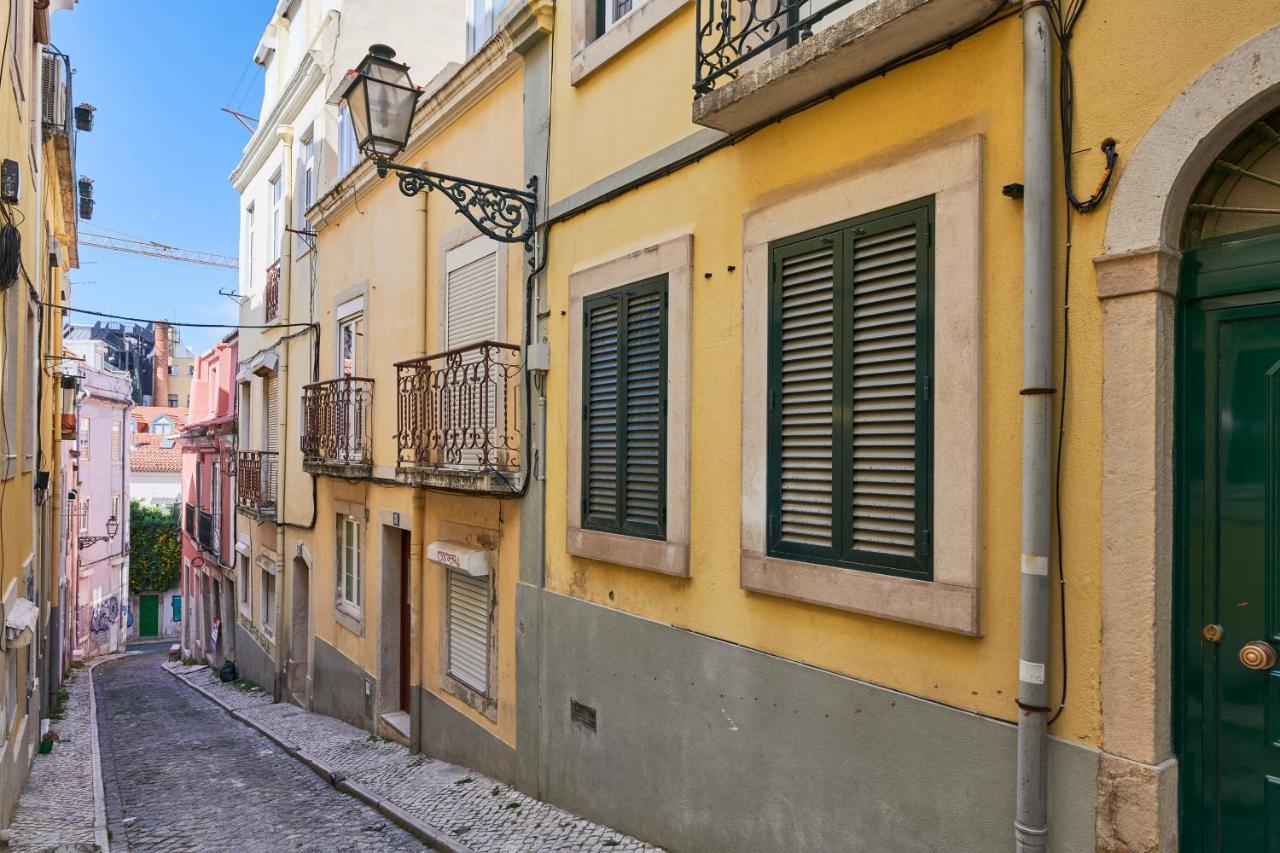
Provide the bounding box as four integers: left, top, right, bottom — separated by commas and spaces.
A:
525, 590, 1098, 853
417, 687, 517, 784
313, 637, 374, 731
233, 622, 275, 695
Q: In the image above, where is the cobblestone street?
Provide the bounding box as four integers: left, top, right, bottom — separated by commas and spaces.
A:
94, 651, 424, 852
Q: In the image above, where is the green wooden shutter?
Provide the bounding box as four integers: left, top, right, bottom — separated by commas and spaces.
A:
846, 209, 930, 572
584, 295, 621, 527
771, 237, 839, 555
768, 199, 932, 579
582, 277, 668, 538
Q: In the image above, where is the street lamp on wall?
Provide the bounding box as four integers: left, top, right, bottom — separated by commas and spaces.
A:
337, 44, 538, 248
78, 514, 119, 549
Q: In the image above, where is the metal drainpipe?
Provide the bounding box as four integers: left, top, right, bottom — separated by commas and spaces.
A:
276, 123, 295, 702
1015, 1, 1055, 850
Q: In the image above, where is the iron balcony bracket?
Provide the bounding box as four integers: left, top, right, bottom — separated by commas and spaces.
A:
377, 161, 538, 249
78, 535, 112, 548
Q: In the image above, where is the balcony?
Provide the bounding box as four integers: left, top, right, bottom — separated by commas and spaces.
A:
302, 377, 374, 477
184, 502, 195, 536
265, 260, 281, 323
236, 451, 278, 517
395, 342, 523, 493
692, 0, 1004, 132
197, 508, 220, 559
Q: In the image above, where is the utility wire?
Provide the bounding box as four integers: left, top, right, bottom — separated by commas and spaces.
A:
45, 302, 316, 330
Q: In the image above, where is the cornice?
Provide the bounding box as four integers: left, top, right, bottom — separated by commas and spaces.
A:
230, 52, 323, 193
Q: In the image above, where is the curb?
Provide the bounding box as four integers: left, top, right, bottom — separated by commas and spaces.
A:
164, 667, 474, 853
85, 658, 112, 853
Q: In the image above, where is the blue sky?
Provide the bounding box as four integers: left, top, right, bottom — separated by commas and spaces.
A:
56, 2, 270, 355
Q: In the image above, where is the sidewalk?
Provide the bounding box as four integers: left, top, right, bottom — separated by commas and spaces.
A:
165, 662, 661, 853
7, 658, 113, 853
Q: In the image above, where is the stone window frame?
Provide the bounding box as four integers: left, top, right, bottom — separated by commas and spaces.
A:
570, 0, 688, 85
435, 521, 500, 722
740, 135, 983, 635
567, 234, 693, 577
333, 500, 365, 636
257, 556, 277, 641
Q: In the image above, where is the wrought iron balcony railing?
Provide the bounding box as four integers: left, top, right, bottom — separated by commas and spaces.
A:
236, 451, 278, 516
196, 508, 219, 558
395, 342, 522, 488
695, 0, 862, 95
302, 377, 374, 472
184, 502, 195, 536
265, 260, 281, 322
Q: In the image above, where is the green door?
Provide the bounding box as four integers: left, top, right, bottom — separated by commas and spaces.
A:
1180, 230, 1280, 851
139, 594, 159, 638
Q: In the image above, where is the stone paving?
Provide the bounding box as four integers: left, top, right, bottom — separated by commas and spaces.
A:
97, 651, 424, 852
169, 660, 661, 853
7, 661, 101, 852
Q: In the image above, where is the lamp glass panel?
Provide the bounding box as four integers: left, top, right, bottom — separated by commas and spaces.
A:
346, 78, 371, 150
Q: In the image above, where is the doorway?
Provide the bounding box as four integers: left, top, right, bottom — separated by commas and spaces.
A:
289, 556, 310, 707
138, 594, 159, 638
378, 526, 412, 737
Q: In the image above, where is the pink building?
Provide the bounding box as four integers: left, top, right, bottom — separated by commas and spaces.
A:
179, 333, 238, 665
61, 352, 132, 660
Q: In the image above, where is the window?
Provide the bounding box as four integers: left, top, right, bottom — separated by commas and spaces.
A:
238, 383, 251, 440
168, 365, 178, 376
269, 172, 283, 260
337, 514, 361, 610
598, 0, 648, 34
238, 553, 251, 610
262, 375, 279, 453
79, 497, 89, 533
446, 569, 491, 695
111, 420, 121, 460
767, 199, 933, 579
167, 394, 179, 408
299, 128, 316, 226
188, 366, 194, 376
244, 204, 255, 282
581, 276, 667, 539
79, 417, 90, 460
111, 493, 120, 524
467, 0, 510, 55
337, 106, 357, 176
260, 564, 276, 637
23, 302, 36, 471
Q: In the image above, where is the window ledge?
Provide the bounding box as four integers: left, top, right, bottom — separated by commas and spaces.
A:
571, 0, 689, 86
692, 0, 1004, 133
443, 676, 497, 722
335, 602, 364, 637
741, 552, 979, 635
568, 526, 689, 577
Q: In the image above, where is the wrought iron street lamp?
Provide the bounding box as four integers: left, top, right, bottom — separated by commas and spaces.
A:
78, 514, 118, 549
338, 45, 538, 248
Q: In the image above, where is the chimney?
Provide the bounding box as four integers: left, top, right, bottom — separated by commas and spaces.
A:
152, 321, 171, 405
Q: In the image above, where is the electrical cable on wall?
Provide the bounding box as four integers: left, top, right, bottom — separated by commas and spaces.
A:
1043, 0, 1118, 728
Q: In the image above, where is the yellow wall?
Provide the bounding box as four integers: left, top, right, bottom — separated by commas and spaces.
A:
542, 0, 1280, 751
306, 64, 527, 747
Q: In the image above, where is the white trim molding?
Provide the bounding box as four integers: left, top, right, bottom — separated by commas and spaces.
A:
567, 234, 694, 577
570, 0, 689, 85
739, 134, 983, 634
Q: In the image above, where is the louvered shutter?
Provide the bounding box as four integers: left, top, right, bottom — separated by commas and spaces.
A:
446, 246, 500, 466
447, 570, 491, 694
265, 375, 279, 452
848, 217, 924, 561
583, 296, 620, 526
768, 202, 932, 578
773, 238, 838, 552
582, 277, 667, 537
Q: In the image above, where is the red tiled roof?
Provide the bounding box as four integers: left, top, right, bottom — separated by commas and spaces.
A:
131, 406, 187, 431
130, 432, 182, 473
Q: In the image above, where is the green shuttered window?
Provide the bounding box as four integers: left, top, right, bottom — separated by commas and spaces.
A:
767, 199, 933, 579
582, 275, 668, 539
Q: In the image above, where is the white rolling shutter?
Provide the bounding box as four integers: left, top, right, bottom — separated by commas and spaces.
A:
849, 222, 920, 558
264, 375, 279, 452
445, 240, 500, 466
446, 569, 491, 694
775, 240, 836, 549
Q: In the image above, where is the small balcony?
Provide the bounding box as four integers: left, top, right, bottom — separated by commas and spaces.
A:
196, 508, 220, 559
395, 342, 522, 493
302, 377, 374, 477
265, 260, 281, 323
184, 502, 196, 536
236, 451, 278, 518
692, 0, 1004, 132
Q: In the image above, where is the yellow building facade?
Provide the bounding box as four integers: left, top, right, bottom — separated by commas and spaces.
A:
0, 0, 78, 832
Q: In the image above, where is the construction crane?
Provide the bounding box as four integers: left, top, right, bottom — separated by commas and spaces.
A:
79, 231, 239, 269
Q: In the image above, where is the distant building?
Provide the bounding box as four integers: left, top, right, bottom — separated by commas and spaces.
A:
64, 321, 195, 406
128, 406, 186, 508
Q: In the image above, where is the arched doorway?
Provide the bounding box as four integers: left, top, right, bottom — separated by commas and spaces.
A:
1094, 25, 1280, 851
1177, 108, 1280, 851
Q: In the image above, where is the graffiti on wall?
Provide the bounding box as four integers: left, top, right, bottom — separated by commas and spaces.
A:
89, 595, 119, 636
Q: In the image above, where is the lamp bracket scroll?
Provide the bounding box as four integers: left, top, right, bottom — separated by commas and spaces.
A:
382, 162, 538, 249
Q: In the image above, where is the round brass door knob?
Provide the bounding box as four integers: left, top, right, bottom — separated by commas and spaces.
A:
1239, 641, 1278, 671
